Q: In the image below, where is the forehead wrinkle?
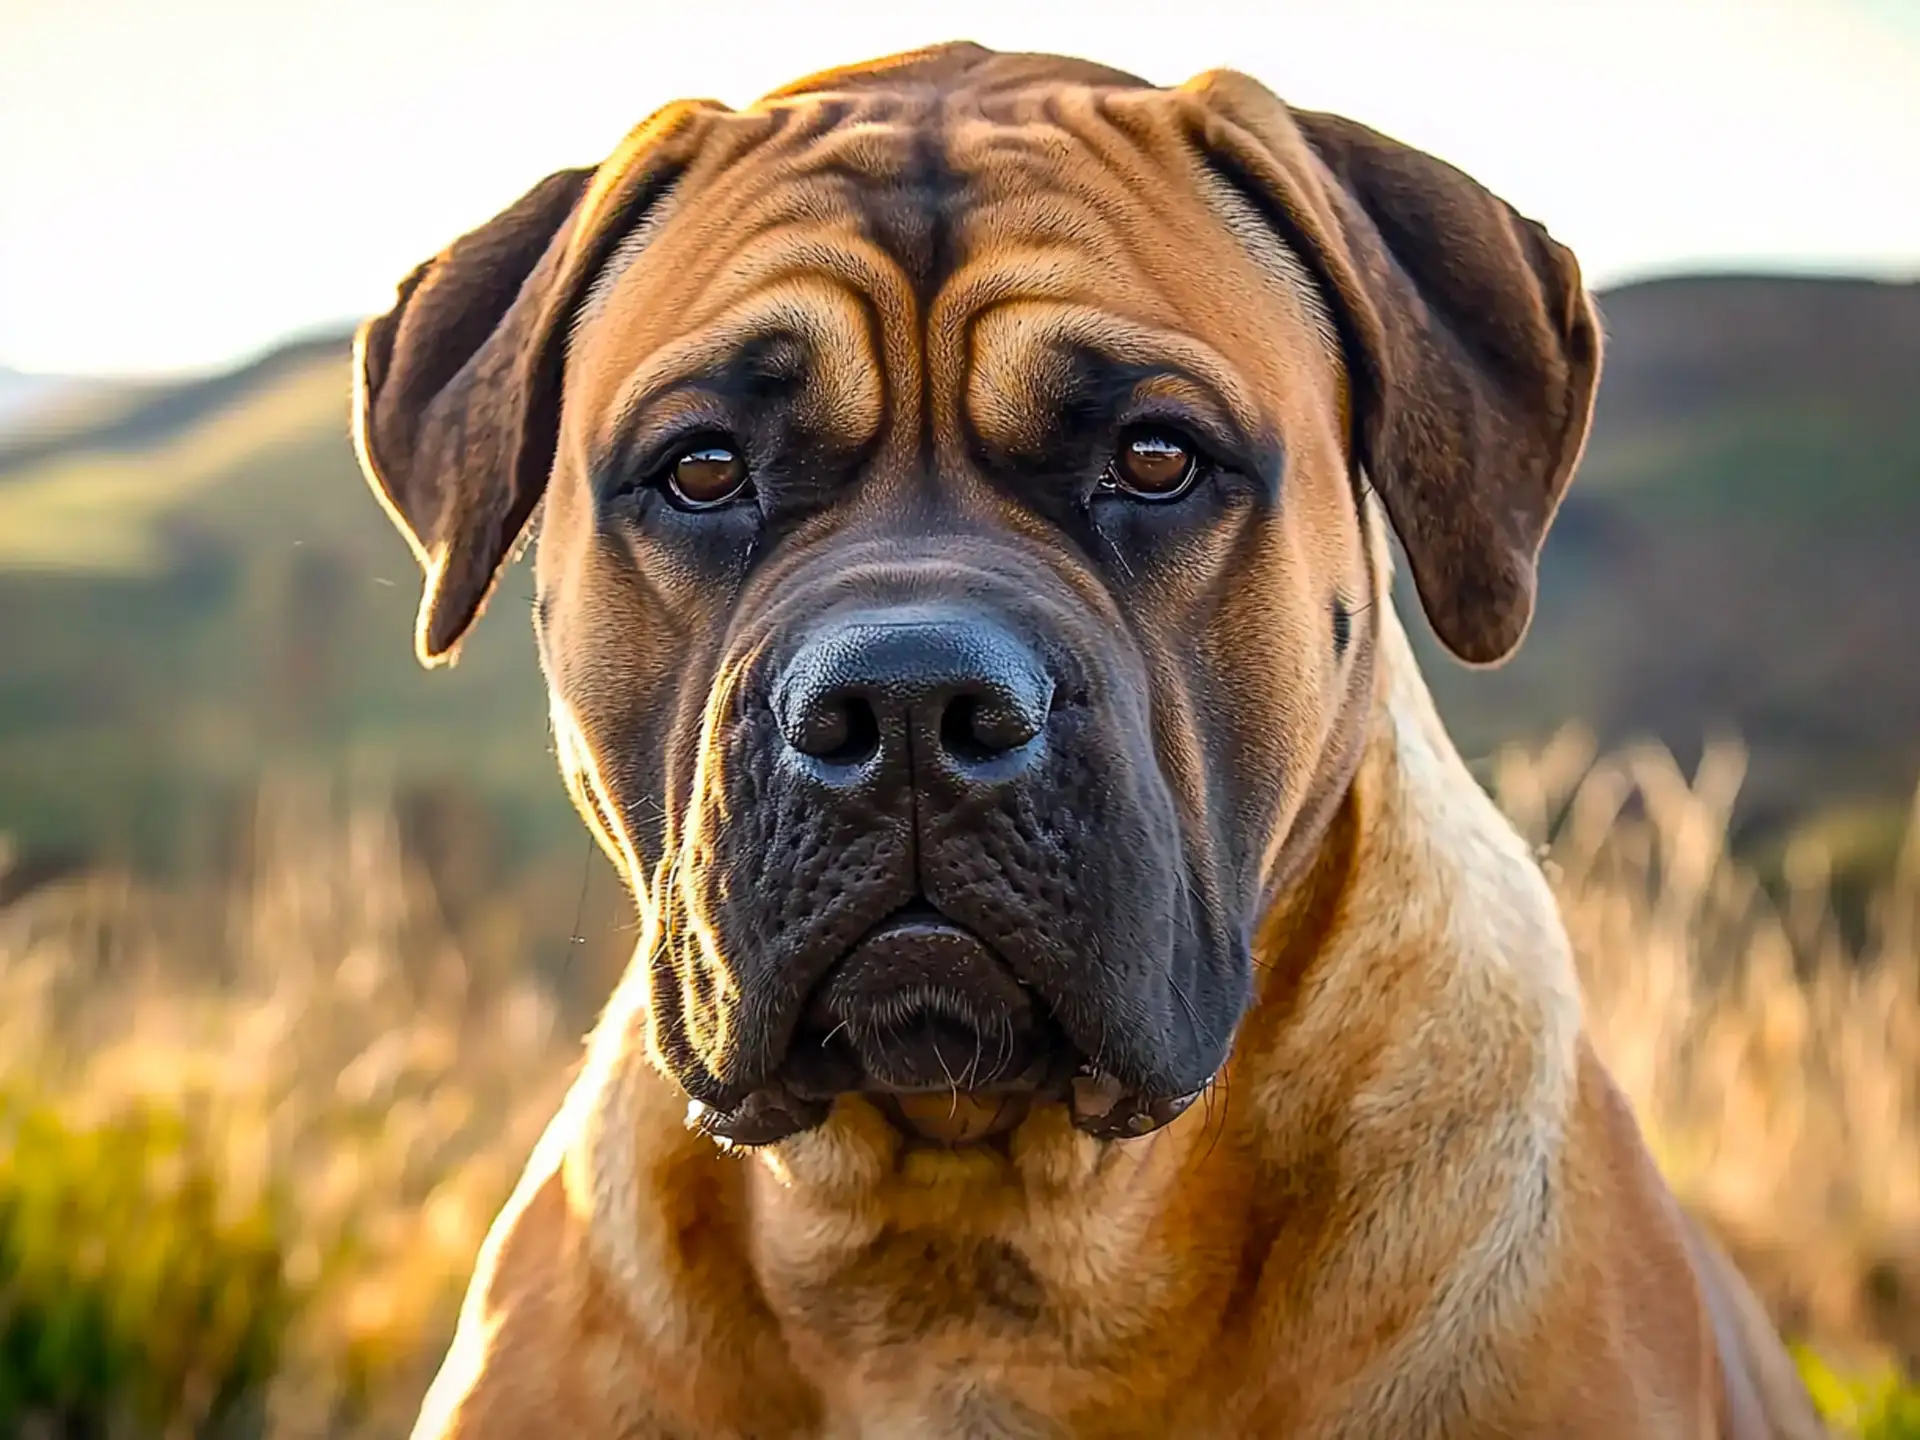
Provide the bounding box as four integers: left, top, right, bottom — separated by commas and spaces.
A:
568, 107, 791, 334
932, 237, 1133, 359
788, 114, 922, 176
584, 172, 882, 332
948, 111, 1140, 230
963, 300, 1266, 453
595, 275, 884, 457
947, 93, 1346, 399
571, 96, 903, 344
688, 218, 903, 323
935, 99, 1332, 404
926, 220, 1138, 439
705, 224, 921, 412
576, 203, 913, 405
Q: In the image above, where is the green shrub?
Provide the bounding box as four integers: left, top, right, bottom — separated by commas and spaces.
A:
0, 1087, 300, 1437
1798, 1346, 1920, 1439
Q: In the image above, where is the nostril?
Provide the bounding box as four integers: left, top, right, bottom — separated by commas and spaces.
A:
794, 694, 881, 765
941, 695, 995, 764
940, 689, 1045, 764
776, 613, 1054, 778
827, 698, 881, 765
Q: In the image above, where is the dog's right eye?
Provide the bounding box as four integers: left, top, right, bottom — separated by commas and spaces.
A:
1099, 426, 1200, 502
663, 441, 752, 510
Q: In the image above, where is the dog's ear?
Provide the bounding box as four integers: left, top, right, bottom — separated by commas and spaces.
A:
352, 103, 717, 667
1186, 79, 1602, 666
353, 167, 590, 665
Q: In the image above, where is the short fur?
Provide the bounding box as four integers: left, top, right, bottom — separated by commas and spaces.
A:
350, 42, 1824, 1438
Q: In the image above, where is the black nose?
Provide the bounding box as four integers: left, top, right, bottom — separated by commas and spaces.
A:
773, 609, 1053, 774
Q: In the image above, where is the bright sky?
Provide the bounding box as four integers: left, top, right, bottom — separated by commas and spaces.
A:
4, 0, 1918, 377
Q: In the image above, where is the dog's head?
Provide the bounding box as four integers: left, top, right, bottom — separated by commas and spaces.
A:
353, 43, 1598, 1150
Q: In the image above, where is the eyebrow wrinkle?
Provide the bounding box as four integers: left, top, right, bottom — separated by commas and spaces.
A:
961, 292, 1273, 456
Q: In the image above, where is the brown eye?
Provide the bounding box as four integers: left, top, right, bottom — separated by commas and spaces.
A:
666, 443, 750, 509
1104, 427, 1197, 500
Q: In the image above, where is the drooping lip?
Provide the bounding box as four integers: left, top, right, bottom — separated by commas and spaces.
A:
681, 902, 1215, 1150
786, 900, 1060, 1101
802, 902, 1034, 1033
682, 1067, 1212, 1150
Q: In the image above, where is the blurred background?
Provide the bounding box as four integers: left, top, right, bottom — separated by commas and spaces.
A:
2, 0, 1917, 1434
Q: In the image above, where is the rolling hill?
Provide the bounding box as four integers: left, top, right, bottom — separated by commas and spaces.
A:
1415, 275, 1920, 871
1, 274, 1916, 882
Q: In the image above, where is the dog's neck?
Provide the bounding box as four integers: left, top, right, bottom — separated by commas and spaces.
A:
1239, 597, 1584, 1156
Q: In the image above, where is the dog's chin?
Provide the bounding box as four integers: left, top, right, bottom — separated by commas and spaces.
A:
677, 906, 1217, 1151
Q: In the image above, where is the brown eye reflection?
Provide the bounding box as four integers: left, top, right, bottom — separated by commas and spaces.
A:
667, 442, 751, 509
1101, 426, 1197, 501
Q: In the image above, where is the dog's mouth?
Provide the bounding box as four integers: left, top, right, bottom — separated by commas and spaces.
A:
684, 902, 1209, 1150
792, 903, 1058, 1096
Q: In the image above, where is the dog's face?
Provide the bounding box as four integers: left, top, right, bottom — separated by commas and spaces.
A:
353, 44, 1598, 1150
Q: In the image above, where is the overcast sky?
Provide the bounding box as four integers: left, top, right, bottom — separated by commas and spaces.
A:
4, 0, 1918, 377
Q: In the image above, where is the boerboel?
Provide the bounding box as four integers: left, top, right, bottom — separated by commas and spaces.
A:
352, 41, 1826, 1439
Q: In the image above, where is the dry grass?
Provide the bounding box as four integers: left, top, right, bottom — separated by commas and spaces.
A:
0, 731, 1916, 1434
0, 773, 580, 1437
1496, 730, 1920, 1379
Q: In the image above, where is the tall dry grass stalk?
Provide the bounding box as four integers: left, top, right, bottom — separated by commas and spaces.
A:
0, 732, 1916, 1433
1493, 729, 1920, 1372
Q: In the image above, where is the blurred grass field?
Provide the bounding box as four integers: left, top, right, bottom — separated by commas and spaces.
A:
2, 734, 1916, 1436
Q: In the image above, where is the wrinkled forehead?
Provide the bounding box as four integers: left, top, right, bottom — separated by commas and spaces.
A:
564, 84, 1345, 446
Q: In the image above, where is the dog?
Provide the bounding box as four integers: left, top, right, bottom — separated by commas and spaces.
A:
351, 41, 1826, 1438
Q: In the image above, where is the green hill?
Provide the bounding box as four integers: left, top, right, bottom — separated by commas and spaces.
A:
1415, 275, 1920, 877
0, 339, 566, 872
1, 274, 1916, 882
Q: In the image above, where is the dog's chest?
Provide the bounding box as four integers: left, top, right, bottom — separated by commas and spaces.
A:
818, 1382, 1058, 1440
769, 1241, 1066, 1438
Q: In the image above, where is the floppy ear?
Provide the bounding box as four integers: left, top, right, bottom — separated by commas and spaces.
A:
1188, 80, 1602, 665
351, 103, 716, 666
353, 168, 591, 665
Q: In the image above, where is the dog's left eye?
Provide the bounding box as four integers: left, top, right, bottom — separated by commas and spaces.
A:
1100, 426, 1199, 501
664, 441, 752, 510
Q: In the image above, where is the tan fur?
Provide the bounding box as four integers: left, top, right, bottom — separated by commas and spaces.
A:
357, 43, 1827, 1440
415, 590, 1827, 1439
